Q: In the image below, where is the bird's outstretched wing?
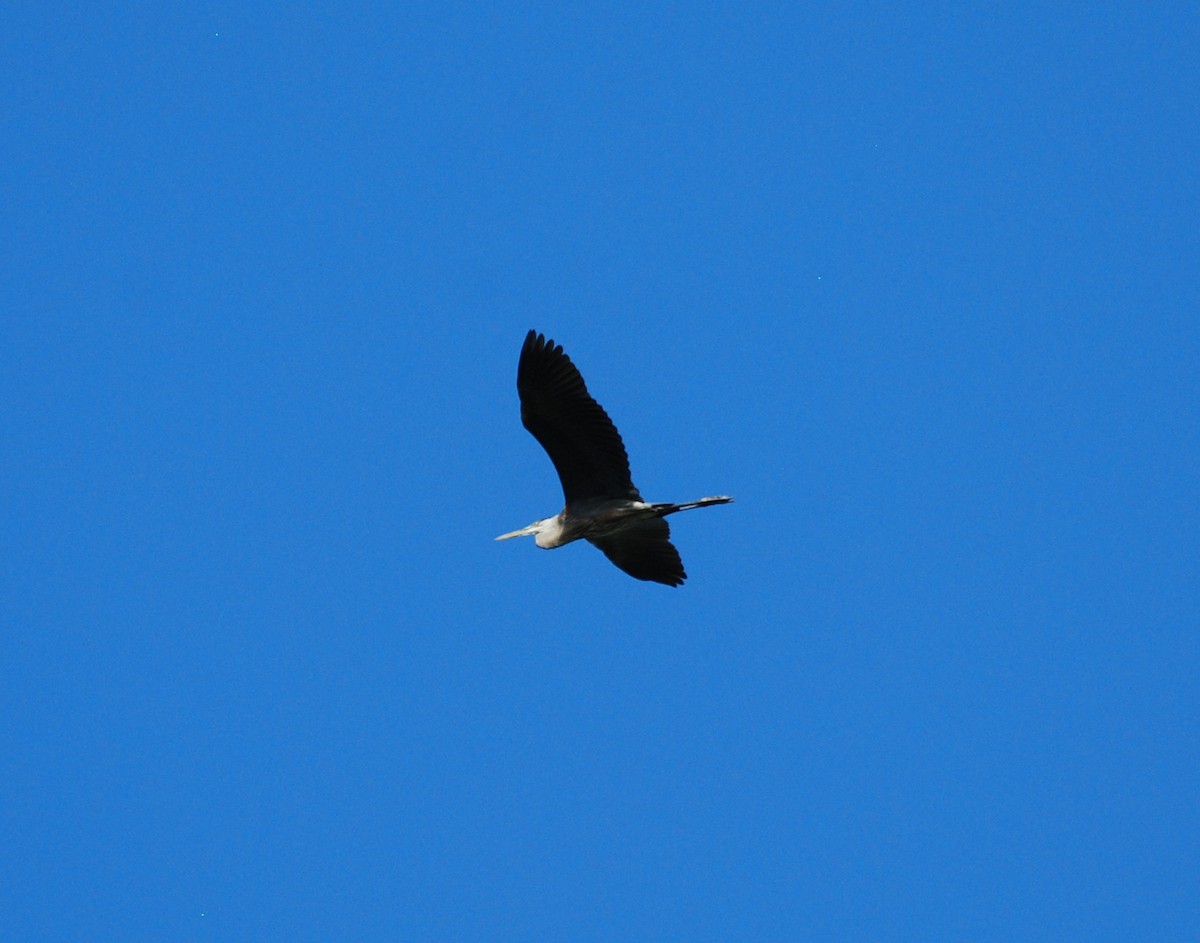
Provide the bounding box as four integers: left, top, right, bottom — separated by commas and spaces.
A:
588, 518, 686, 587
517, 330, 640, 504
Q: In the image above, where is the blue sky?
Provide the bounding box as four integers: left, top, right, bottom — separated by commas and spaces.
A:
3, 4, 1196, 940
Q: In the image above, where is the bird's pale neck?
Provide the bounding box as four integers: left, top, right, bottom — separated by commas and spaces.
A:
532, 513, 569, 549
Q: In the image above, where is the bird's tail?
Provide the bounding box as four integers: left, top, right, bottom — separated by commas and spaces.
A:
651, 495, 734, 516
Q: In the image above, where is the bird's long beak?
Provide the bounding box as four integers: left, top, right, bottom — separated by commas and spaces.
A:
495, 523, 539, 541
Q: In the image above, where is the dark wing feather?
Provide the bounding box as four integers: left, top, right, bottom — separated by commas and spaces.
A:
517, 330, 640, 504
588, 518, 686, 587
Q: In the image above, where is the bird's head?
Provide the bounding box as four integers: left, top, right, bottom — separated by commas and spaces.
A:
495, 519, 547, 542
495, 516, 564, 548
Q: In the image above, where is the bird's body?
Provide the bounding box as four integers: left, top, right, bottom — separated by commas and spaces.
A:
497, 330, 731, 586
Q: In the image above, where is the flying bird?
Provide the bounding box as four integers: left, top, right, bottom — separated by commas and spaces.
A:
496, 330, 732, 586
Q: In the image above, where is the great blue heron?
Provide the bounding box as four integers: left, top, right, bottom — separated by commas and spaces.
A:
496, 330, 732, 586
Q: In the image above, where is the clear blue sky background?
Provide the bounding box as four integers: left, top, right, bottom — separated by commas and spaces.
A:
3, 4, 1196, 941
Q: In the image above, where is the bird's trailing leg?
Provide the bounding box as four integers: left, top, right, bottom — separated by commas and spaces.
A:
649, 495, 734, 517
